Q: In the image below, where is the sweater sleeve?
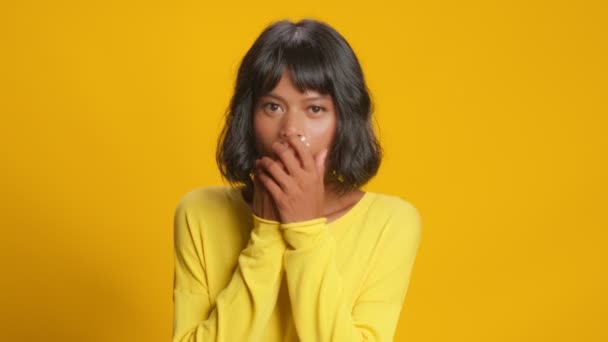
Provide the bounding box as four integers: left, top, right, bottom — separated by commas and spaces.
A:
172, 199, 286, 342
280, 203, 422, 341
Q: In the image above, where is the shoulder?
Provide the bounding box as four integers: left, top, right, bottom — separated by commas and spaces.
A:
367, 192, 423, 242
173, 185, 236, 219
173, 185, 252, 258
367, 192, 421, 223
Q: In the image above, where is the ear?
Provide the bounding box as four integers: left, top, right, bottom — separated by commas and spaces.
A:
315, 148, 328, 175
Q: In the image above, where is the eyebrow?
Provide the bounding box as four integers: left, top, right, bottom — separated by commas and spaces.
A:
263, 93, 331, 102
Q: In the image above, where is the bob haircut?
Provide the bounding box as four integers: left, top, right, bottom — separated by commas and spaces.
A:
216, 18, 382, 197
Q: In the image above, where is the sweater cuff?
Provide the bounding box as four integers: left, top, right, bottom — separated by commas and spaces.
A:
252, 213, 281, 226
280, 217, 328, 250
252, 214, 283, 242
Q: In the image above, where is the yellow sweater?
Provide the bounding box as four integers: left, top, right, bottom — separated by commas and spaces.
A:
172, 185, 422, 341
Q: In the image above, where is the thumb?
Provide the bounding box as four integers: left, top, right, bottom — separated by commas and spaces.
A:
315, 148, 328, 175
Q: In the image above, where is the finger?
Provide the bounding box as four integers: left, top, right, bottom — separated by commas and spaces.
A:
272, 141, 305, 177
256, 165, 284, 205
257, 169, 281, 218
256, 168, 273, 216
258, 156, 295, 192
286, 135, 315, 172
255, 161, 274, 195
252, 167, 265, 212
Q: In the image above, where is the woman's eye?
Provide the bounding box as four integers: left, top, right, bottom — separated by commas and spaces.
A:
263, 103, 281, 113
310, 105, 325, 113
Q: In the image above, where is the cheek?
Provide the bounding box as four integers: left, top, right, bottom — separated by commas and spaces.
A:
253, 114, 276, 154
307, 116, 337, 153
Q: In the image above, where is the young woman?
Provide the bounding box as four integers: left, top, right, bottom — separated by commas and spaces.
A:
172, 18, 422, 342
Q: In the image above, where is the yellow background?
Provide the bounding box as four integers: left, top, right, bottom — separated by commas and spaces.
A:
1, 1, 606, 341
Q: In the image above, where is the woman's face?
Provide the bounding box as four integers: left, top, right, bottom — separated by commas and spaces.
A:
253, 69, 337, 169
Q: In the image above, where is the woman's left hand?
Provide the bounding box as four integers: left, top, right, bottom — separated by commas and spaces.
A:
255, 135, 328, 224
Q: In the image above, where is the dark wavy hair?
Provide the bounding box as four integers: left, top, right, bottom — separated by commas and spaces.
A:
216, 18, 382, 198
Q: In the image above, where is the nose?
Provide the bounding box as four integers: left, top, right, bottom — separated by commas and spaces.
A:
279, 111, 304, 139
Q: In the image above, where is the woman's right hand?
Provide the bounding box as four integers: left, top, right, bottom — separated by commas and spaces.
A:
252, 159, 281, 221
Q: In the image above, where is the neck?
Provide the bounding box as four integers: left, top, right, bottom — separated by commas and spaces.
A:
322, 182, 363, 215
